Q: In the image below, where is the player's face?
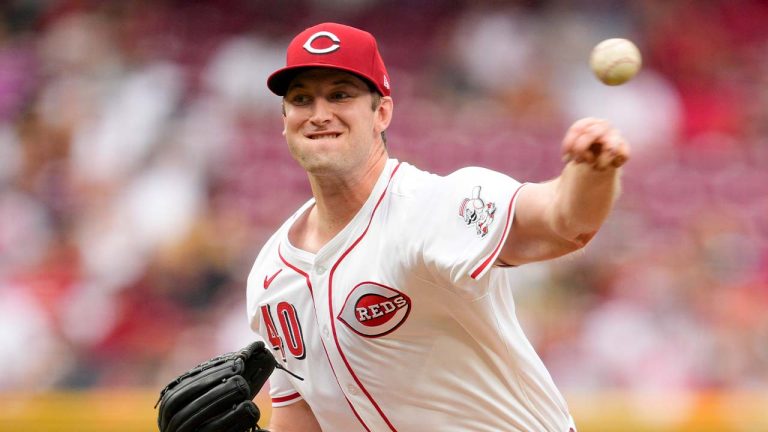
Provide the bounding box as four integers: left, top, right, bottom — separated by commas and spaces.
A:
282, 69, 392, 176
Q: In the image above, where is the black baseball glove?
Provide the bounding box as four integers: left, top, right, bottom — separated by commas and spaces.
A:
156, 341, 280, 432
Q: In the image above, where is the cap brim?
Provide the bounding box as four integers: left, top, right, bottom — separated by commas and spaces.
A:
267, 63, 382, 96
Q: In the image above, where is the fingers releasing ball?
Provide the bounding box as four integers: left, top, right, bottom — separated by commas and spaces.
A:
589, 38, 642, 86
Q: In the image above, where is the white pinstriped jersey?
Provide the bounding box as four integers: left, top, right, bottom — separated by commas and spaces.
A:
246, 159, 576, 431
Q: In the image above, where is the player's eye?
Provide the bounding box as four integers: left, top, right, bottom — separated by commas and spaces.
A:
289, 94, 311, 105
330, 91, 351, 101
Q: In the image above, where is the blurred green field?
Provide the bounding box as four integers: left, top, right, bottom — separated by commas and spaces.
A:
1, 390, 766, 431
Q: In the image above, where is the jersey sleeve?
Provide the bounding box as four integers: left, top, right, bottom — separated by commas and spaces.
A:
269, 369, 304, 407
417, 166, 525, 287
244, 237, 303, 407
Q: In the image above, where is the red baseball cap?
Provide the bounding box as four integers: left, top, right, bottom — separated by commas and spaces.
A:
267, 22, 391, 97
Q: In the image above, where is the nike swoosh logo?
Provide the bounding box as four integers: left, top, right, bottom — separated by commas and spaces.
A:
263, 269, 282, 289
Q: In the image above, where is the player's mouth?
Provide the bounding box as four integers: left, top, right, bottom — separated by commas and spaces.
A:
306, 132, 341, 140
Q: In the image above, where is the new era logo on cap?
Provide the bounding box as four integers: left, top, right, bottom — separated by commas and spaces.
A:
267, 22, 391, 97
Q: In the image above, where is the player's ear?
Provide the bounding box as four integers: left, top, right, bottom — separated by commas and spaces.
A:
374, 96, 393, 135
282, 105, 288, 136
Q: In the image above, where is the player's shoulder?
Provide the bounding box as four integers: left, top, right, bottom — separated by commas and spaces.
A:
447, 166, 515, 183
389, 161, 439, 198
391, 162, 513, 195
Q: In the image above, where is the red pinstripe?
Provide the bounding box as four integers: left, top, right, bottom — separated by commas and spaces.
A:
272, 392, 301, 404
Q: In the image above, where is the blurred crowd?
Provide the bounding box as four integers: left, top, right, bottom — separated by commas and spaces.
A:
0, 0, 766, 401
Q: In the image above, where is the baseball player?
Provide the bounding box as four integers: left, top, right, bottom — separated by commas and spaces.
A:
247, 22, 629, 432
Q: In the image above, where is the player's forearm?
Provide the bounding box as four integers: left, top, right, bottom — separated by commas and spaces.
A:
549, 161, 621, 245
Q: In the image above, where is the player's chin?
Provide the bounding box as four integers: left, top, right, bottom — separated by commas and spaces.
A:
292, 153, 342, 175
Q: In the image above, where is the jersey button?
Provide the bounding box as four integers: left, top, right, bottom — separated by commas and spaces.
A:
322, 326, 330, 339
316, 265, 327, 274
347, 384, 360, 395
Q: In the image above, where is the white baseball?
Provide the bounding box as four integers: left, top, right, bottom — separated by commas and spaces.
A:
589, 38, 642, 86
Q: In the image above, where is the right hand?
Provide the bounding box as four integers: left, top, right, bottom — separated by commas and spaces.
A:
561, 117, 630, 171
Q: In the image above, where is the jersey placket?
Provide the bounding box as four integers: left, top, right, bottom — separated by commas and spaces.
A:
305, 258, 373, 431
317, 164, 403, 432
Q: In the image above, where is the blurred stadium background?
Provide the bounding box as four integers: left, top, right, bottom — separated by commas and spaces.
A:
0, 0, 766, 430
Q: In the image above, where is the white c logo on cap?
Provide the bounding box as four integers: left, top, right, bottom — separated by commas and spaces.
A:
303, 31, 341, 54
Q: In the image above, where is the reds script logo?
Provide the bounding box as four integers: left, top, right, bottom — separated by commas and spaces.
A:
303, 31, 341, 54
338, 282, 411, 338
459, 185, 496, 237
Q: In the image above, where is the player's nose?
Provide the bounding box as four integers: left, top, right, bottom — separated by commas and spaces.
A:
309, 99, 333, 125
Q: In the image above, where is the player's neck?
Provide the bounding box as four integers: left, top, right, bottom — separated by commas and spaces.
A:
290, 155, 388, 254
